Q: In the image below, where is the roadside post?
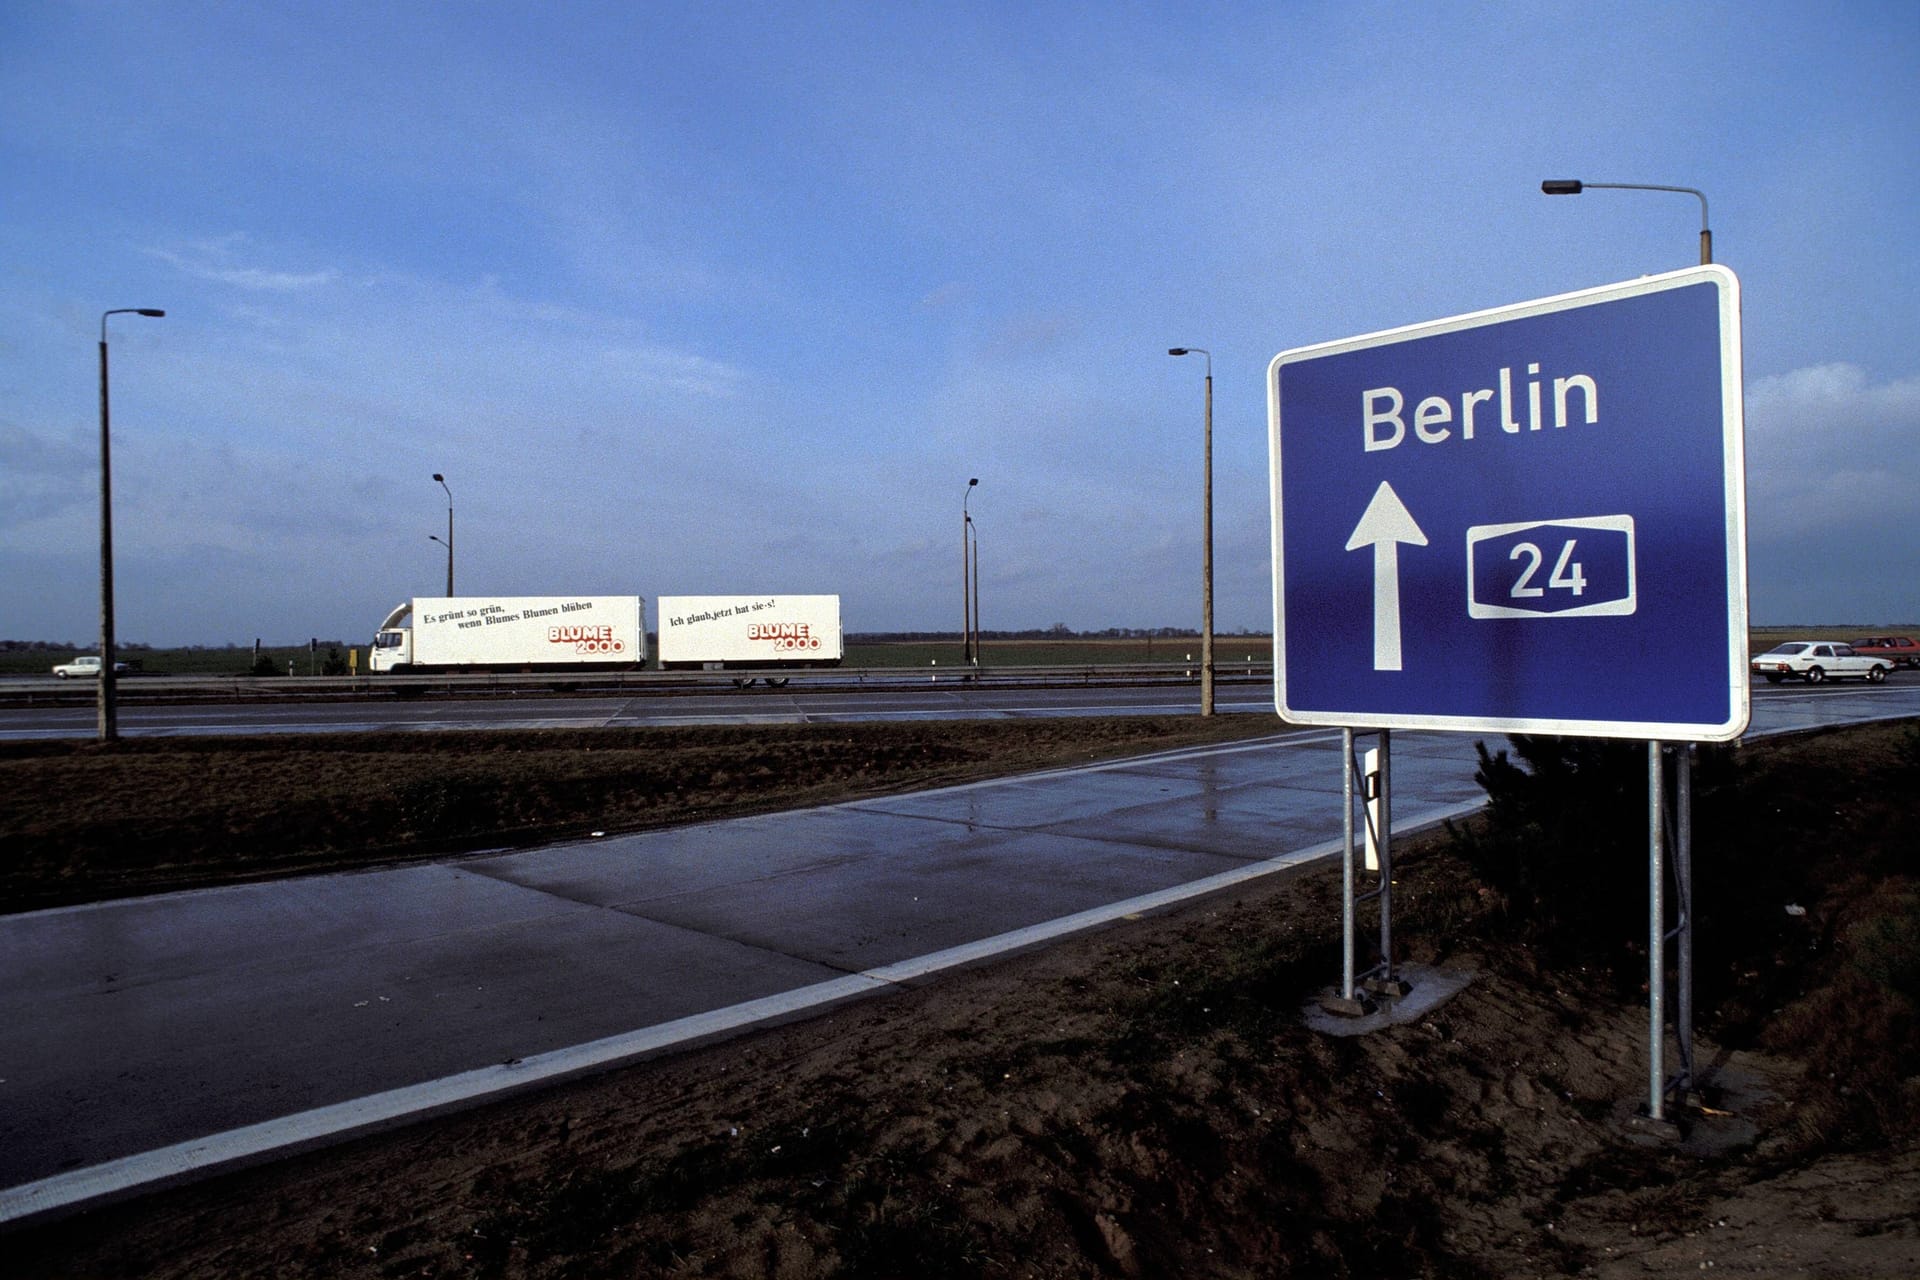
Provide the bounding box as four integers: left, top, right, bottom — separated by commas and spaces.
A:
1269, 267, 1748, 1123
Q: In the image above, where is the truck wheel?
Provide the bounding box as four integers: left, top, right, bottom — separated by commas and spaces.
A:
765, 677, 790, 689
1868, 664, 1887, 683
1805, 666, 1825, 684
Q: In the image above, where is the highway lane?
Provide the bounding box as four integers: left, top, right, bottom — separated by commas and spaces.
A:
2, 676, 1915, 737
0, 681, 1277, 738
1, 679, 1915, 1223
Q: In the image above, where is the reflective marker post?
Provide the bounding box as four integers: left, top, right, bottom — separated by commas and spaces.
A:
1332, 727, 1402, 1015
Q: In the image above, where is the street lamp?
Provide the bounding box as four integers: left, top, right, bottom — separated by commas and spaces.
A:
1168, 347, 1215, 716
98, 308, 166, 742
962, 478, 978, 664
1540, 174, 1714, 1125
1541, 179, 1712, 265
430, 473, 453, 595
969, 510, 981, 667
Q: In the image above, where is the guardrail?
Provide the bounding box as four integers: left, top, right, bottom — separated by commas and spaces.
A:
0, 662, 1276, 707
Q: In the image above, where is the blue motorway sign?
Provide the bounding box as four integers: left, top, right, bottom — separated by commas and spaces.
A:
1268, 266, 1748, 741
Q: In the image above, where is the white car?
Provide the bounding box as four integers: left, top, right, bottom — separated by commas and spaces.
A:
1750, 641, 1889, 685
50, 655, 130, 679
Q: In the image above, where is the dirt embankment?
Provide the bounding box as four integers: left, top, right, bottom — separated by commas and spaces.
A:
9, 721, 1920, 1278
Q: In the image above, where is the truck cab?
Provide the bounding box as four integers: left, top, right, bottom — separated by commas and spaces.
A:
370, 603, 414, 673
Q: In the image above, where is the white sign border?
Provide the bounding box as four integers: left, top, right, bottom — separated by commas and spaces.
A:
1267, 265, 1749, 743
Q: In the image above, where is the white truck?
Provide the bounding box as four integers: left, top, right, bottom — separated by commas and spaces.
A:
655, 594, 843, 685
370, 596, 646, 674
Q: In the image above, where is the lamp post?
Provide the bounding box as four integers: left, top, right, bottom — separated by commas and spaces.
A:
1540, 175, 1712, 1127
1168, 347, 1215, 716
430, 473, 454, 595
961, 477, 978, 664
98, 308, 166, 742
969, 510, 981, 666
1541, 179, 1712, 265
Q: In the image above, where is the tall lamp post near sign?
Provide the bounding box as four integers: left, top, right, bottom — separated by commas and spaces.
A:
1541, 176, 1720, 1129
1168, 347, 1215, 716
1542, 179, 1712, 266
98, 307, 166, 743
961, 477, 979, 664
430, 473, 454, 595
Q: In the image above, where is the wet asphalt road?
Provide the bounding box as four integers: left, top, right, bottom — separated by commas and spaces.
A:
0, 679, 1267, 738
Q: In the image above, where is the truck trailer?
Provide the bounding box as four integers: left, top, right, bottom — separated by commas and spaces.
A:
655, 594, 843, 684
370, 596, 646, 673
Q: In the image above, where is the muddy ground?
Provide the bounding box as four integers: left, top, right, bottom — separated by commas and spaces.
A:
8, 720, 1919, 1277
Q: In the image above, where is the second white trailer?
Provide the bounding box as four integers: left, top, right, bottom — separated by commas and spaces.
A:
655, 594, 843, 680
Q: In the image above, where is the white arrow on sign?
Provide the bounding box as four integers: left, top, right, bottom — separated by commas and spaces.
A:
1345, 481, 1428, 671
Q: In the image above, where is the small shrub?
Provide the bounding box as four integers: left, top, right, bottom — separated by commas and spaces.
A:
1446, 735, 1649, 970
1851, 894, 1920, 1003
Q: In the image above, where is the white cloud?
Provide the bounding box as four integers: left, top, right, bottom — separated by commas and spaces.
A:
146, 238, 342, 292
1743, 363, 1920, 623
1745, 363, 1920, 536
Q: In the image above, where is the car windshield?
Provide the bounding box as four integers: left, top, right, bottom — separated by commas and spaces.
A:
1763, 643, 1810, 655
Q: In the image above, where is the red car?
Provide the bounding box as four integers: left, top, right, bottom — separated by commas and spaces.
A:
1848, 636, 1920, 669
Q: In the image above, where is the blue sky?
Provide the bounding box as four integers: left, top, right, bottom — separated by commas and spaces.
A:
4, 1, 1916, 646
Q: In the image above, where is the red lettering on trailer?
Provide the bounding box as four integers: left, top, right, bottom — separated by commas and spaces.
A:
747, 622, 812, 642
547, 623, 625, 655
549, 625, 614, 644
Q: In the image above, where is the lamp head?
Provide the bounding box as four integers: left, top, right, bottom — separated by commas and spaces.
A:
1168, 347, 1188, 356
1541, 179, 1584, 195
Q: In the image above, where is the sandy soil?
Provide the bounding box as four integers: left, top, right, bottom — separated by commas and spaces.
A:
9, 724, 1919, 1277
